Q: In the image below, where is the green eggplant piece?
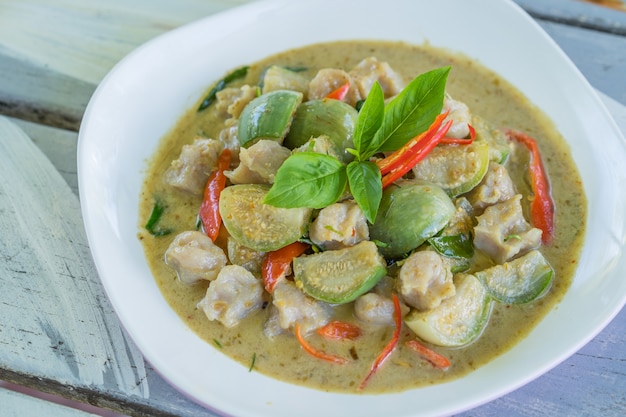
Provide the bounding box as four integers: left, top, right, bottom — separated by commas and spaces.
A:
238, 90, 303, 148
284, 99, 358, 163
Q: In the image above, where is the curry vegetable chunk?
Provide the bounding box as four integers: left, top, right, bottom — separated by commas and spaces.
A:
293, 240, 386, 304
139, 40, 585, 394
219, 184, 312, 252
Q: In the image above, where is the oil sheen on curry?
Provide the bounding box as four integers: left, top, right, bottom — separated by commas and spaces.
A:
138, 40, 586, 393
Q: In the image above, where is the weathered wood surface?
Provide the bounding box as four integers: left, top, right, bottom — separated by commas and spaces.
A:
517, 0, 626, 34
0, 0, 625, 416
1, 387, 98, 417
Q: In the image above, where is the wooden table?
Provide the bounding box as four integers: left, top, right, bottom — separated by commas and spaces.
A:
1, 1, 625, 416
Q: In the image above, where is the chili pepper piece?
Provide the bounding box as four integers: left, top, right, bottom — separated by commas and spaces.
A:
199, 148, 232, 242
506, 130, 555, 244
317, 321, 362, 341
406, 339, 451, 369
295, 323, 350, 365
380, 120, 452, 189
262, 241, 309, 293
376, 111, 450, 175
359, 293, 402, 390
439, 123, 476, 145
325, 81, 351, 101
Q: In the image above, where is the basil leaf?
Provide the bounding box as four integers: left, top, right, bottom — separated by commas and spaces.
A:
145, 199, 173, 237
263, 152, 347, 208
353, 82, 384, 161
347, 161, 382, 224
198, 66, 249, 111
375, 66, 450, 152
428, 233, 474, 259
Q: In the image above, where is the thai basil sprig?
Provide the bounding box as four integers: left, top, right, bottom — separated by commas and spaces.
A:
264, 66, 450, 222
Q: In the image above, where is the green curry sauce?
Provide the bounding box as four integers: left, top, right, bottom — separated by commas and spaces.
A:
138, 41, 586, 393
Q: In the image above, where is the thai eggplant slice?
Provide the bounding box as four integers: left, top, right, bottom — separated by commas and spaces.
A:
471, 115, 512, 164
293, 241, 387, 304
260, 65, 310, 96
283, 99, 358, 163
411, 140, 490, 197
238, 90, 303, 148
219, 184, 312, 252
474, 249, 554, 304
369, 181, 456, 259
404, 273, 492, 347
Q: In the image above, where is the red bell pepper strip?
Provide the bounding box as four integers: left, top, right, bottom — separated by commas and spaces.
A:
199, 148, 231, 242
405, 339, 451, 370
317, 321, 362, 341
261, 241, 309, 293
358, 293, 402, 390
506, 130, 555, 244
377, 115, 453, 189
376, 112, 450, 175
325, 81, 350, 101
439, 123, 476, 145
295, 323, 350, 365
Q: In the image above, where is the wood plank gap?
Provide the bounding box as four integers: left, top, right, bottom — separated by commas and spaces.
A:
0, 99, 81, 132
0, 370, 174, 417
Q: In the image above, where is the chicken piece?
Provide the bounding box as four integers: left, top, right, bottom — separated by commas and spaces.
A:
308, 201, 369, 250
164, 231, 227, 285
473, 195, 542, 264
467, 161, 516, 212
354, 293, 396, 326
263, 304, 286, 339
227, 237, 265, 276
225, 139, 291, 184
442, 95, 472, 139
398, 251, 456, 311
261, 65, 310, 97
215, 85, 257, 119
197, 265, 264, 328
308, 68, 362, 106
349, 57, 404, 99
271, 280, 331, 335
294, 135, 342, 160
163, 138, 223, 195
442, 197, 475, 236
218, 118, 241, 164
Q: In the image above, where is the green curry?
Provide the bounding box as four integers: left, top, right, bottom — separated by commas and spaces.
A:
138, 40, 586, 393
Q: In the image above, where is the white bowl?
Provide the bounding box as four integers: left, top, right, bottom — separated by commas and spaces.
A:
77, 0, 626, 416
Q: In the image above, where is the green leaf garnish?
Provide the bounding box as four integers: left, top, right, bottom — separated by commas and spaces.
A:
353, 82, 385, 161
346, 161, 382, 223
428, 233, 474, 259
375, 66, 450, 152
249, 352, 257, 372
283, 66, 308, 72
198, 66, 249, 111
263, 152, 347, 208
145, 199, 172, 237
263, 66, 450, 219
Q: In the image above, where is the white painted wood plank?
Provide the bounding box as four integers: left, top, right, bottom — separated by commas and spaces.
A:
515, 0, 626, 34
0, 0, 255, 84
1, 0, 625, 131
10, 118, 79, 194
0, 115, 148, 397
535, 20, 626, 106
0, 387, 98, 417
0, 116, 223, 416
